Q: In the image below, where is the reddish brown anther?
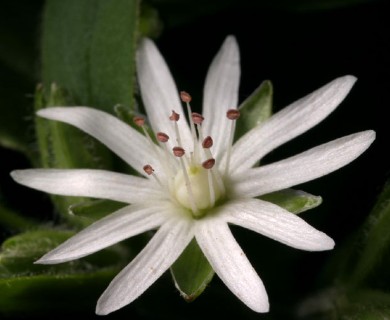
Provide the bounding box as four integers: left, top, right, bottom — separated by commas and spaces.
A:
143, 164, 154, 175
192, 112, 204, 125
133, 116, 145, 127
169, 110, 180, 122
202, 136, 213, 149
180, 91, 192, 103
173, 146, 185, 157
226, 109, 240, 120
156, 132, 169, 143
202, 158, 216, 169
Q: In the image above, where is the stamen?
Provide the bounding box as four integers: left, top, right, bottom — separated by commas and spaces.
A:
157, 132, 169, 143
201, 158, 216, 207
143, 164, 154, 175
202, 158, 215, 169
156, 132, 175, 176
225, 108, 240, 175
169, 110, 184, 148
202, 136, 213, 149
133, 116, 159, 154
173, 146, 185, 157
173, 146, 198, 214
192, 112, 204, 125
180, 91, 199, 163
226, 109, 240, 120
143, 164, 162, 187
169, 110, 180, 121
180, 91, 192, 103
207, 170, 215, 207
133, 116, 145, 127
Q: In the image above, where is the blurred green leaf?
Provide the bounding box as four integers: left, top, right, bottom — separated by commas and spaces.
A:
0, 65, 33, 154
298, 288, 390, 320
0, 203, 36, 232
139, 2, 163, 38
347, 181, 390, 286
260, 189, 322, 214
34, 84, 111, 220
0, 229, 127, 277
170, 238, 214, 302
69, 199, 127, 226
235, 80, 273, 141
0, 229, 131, 317
42, 0, 139, 113
0, 270, 116, 317
149, 0, 378, 28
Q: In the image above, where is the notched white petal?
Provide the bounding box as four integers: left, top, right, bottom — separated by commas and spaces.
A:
229, 75, 358, 171
35, 203, 172, 264
223, 199, 335, 251
96, 218, 194, 315
232, 130, 375, 198
195, 218, 269, 312
10, 169, 163, 204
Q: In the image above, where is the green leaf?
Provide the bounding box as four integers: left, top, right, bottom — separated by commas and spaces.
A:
0, 270, 116, 317
170, 238, 214, 302
34, 84, 111, 221
342, 289, 390, 320
139, 2, 163, 39
298, 288, 390, 320
0, 203, 37, 232
42, 0, 139, 113
69, 199, 127, 226
347, 181, 390, 286
0, 230, 131, 316
0, 229, 127, 277
235, 80, 273, 141
260, 189, 322, 214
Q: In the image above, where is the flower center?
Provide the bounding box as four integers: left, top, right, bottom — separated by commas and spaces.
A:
140, 91, 240, 219
173, 164, 222, 214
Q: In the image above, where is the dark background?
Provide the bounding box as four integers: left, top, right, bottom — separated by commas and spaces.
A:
0, 0, 389, 319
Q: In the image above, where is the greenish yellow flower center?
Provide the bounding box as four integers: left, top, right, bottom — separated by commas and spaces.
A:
173, 165, 224, 217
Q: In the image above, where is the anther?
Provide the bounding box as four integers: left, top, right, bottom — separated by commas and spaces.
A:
143, 164, 154, 175
180, 91, 192, 103
173, 146, 185, 157
169, 110, 180, 122
202, 158, 216, 169
157, 132, 169, 143
202, 136, 213, 149
226, 109, 240, 120
192, 112, 204, 125
133, 116, 145, 127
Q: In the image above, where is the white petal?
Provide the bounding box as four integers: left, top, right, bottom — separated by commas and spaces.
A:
10, 169, 163, 204
229, 76, 357, 172
195, 218, 269, 313
202, 36, 240, 158
96, 218, 194, 315
224, 199, 335, 251
232, 130, 375, 198
36, 203, 171, 264
37, 107, 161, 177
136, 38, 192, 149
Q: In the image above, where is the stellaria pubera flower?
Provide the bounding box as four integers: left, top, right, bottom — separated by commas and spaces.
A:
11, 36, 375, 315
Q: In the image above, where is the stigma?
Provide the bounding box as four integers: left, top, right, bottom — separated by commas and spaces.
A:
141, 91, 240, 218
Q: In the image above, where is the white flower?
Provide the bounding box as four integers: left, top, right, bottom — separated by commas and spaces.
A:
11, 36, 375, 315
